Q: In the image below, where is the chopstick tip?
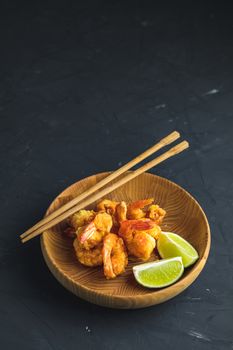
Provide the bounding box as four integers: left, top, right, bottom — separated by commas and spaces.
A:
173, 130, 180, 137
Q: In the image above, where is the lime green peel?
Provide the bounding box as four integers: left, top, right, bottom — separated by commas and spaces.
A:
157, 231, 199, 268
133, 257, 184, 288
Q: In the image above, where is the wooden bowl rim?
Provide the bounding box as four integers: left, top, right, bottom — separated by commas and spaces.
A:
41, 172, 211, 303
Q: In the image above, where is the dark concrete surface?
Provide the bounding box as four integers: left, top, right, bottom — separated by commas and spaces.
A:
0, 1, 233, 349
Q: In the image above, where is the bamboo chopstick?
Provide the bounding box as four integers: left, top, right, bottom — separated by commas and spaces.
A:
20, 131, 180, 240
21, 140, 189, 243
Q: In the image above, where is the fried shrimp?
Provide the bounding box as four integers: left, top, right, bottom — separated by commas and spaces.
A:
77, 222, 104, 249
102, 233, 128, 279
115, 201, 127, 224
68, 198, 166, 279
97, 199, 119, 215
93, 212, 113, 232
73, 238, 103, 267
77, 212, 113, 249
69, 210, 96, 230
127, 199, 154, 220
97, 199, 122, 228
119, 219, 161, 260
127, 231, 155, 261
147, 204, 166, 225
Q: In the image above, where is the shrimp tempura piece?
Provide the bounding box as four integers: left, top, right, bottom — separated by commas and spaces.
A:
147, 204, 166, 225
119, 219, 161, 261
127, 199, 154, 220
102, 233, 128, 279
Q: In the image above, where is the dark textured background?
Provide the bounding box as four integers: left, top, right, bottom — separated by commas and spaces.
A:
1, 1, 233, 349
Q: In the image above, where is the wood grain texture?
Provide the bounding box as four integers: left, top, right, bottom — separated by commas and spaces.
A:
41, 172, 211, 309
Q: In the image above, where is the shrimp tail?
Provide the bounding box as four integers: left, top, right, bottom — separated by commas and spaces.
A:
79, 221, 96, 243
128, 198, 154, 209
102, 241, 116, 279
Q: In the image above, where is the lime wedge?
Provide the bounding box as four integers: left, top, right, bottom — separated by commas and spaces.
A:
133, 257, 184, 288
157, 231, 199, 268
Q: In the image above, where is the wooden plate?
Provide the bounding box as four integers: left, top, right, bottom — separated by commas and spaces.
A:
41, 172, 211, 309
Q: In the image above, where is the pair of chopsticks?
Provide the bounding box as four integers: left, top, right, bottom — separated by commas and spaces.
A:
20, 131, 189, 243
